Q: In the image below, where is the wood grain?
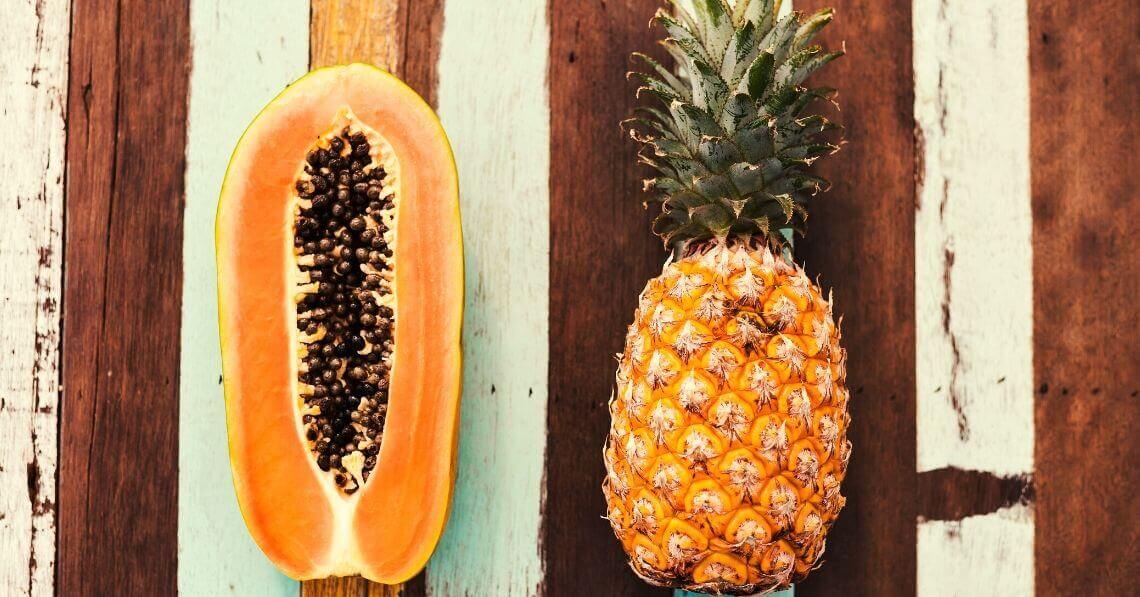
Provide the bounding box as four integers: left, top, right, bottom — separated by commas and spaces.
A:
794, 1, 917, 595
0, 0, 68, 594
59, 0, 189, 594
1030, 0, 1140, 592
180, 0, 308, 594
306, 1, 439, 595
545, 0, 672, 595
912, 0, 1035, 593
304, 576, 414, 597
311, 0, 402, 72
399, 0, 443, 111
917, 468, 1033, 522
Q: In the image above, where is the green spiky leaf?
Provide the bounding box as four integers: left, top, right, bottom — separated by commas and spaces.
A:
629, 1, 843, 255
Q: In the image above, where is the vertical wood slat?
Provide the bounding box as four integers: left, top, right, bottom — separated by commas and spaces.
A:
311, 0, 402, 74
180, 0, 309, 595
59, 0, 189, 594
305, 1, 439, 595
793, 1, 918, 595
398, 1, 443, 112
303, 576, 413, 597
545, 0, 672, 595
425, 1, 550, 595
1030, 1, 1140, 592
913, 0, 1034, 478
912, 1, 1035, 594
0, 0, 68, 595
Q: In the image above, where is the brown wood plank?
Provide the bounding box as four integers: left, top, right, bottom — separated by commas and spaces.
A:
1029, 1, 1140, 592
794, 1, 917, 595
310, 0, 440, 104
917, 468, 1033, 522
311, 0, 402, 73
303, 575, 423, 597
544, 1, 672, 595
397, 0, 443, 110
58, 0, 189, 594
305, 1, 439, 595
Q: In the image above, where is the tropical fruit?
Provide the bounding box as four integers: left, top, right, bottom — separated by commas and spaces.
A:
216, 64, 462, 583
602, 2, 850, 593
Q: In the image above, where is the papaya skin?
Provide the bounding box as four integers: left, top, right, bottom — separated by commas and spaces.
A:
216, 64, 462, 582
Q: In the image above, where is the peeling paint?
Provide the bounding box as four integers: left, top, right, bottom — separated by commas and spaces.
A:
914, 0, 1034, 476
1, 1, 66, 595
914, 0, 1034, 593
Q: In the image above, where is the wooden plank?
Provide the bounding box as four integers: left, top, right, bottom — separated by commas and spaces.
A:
0, 0, 68, 594
398, 0, 443, 111
310, 0, 443, 103
1029, 1, 1139, 592
917, 468, 1033, 522
311, 0, 401, 73
913, 0, 1034, 477
917, 504, 1034, 595
306, 1, 438, 595
424, 0, 549, 595
793, 1, 918, 595
912, 1, 1035, 594
545, 0, 671, 595
304, 576, 418, 597
180, 1, 309, 595
59, 0, 189, 594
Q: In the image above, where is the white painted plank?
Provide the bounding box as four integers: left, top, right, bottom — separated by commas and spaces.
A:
0, 1, 68, 595
918, 505, 1034, 597
180, 1, 309, 594
913, 0, 1034, 478
913, 1, 1034, 594
426, 0, 550, 594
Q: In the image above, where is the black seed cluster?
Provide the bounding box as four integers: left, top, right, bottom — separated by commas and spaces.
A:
295, 129, 394, 493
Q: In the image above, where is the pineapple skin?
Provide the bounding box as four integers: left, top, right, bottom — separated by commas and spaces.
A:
603, 241, 850, 595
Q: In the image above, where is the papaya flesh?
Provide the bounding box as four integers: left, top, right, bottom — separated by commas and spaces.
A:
216, 64, 462, 583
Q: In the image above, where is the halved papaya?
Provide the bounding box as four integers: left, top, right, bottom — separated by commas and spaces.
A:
216, 64, 462, 583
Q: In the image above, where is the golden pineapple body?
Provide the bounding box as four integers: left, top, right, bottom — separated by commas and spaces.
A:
603, 242, 849, 594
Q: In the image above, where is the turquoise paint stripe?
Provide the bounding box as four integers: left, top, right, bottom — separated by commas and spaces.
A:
179, 1, 309, 594
425, 0, 551, 594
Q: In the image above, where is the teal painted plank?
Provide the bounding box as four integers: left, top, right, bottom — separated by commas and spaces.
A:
179, 1, 309, 594
425, 0, 550, 594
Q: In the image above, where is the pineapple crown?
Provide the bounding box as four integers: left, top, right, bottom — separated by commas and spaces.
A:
627, 0, 843, 256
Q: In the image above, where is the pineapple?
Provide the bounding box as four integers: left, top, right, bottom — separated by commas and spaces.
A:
602, 1, 849, 594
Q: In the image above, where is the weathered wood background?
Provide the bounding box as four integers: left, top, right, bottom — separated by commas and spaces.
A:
1, 0, 1136, 595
